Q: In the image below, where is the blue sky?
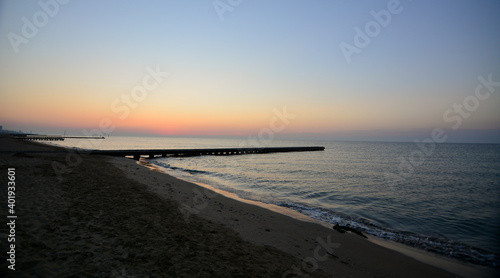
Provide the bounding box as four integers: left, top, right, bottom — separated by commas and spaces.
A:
1, 0, 499, 142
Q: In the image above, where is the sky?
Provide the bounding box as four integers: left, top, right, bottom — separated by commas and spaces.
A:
1, 0, 499, 143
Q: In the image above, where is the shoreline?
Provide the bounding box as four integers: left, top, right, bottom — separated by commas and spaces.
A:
138, 158, 497, 278
1, 138, 497, 277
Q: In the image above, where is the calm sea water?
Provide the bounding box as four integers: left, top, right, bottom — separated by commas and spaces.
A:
49, 136, 500, 266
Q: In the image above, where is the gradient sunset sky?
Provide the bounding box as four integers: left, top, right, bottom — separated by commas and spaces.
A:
1, 0, 499, 142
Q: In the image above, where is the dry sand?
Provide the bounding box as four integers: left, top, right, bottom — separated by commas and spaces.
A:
0, 138, 496, 277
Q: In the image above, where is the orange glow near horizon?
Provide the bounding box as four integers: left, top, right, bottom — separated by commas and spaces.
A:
2, 54, 499, 139
3, 88, 492, 137
3, 84, 499, 138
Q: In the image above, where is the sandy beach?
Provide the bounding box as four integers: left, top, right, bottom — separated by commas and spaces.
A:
1, 138, 496, 277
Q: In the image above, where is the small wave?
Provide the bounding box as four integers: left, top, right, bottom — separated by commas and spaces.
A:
152, 160, 170, 169
276, 202, 499, 267
151, 160, 213, 176
180, 168, 212, 175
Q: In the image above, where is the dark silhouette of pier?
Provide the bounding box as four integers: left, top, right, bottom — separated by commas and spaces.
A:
14, 135, 105, 141
91, 146, 325, 160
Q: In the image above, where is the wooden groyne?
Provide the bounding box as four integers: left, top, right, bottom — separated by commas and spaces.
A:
17, 136, 65, 141
91, 146, 325, 160
15, 135, 105, 141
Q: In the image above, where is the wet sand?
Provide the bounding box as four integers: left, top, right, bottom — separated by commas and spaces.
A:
0, 137, 494, 277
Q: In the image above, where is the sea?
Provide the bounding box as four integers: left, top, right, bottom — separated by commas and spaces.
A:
47, 136, 500, 267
